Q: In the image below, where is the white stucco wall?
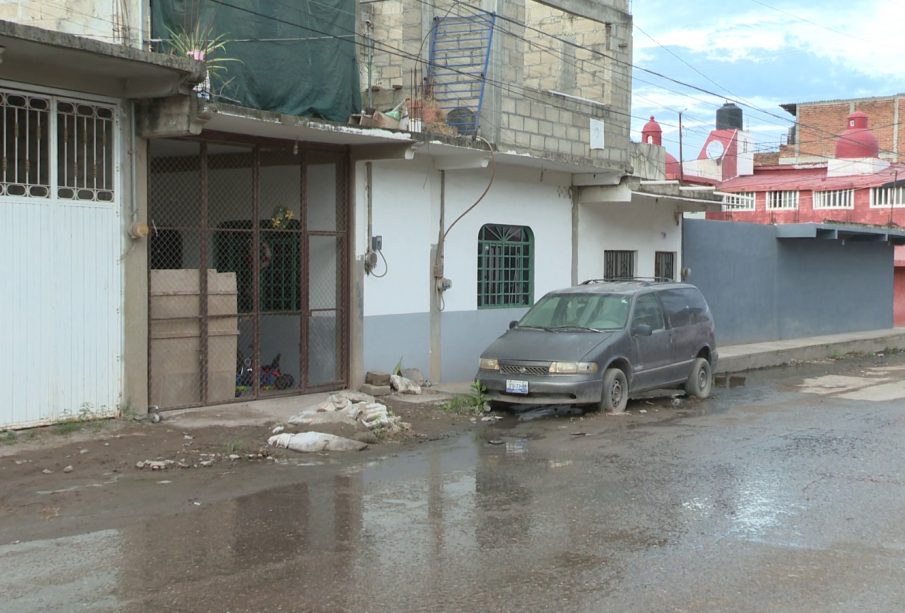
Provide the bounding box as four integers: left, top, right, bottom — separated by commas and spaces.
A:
577, 199, 683, 283
357, 159, 574, 318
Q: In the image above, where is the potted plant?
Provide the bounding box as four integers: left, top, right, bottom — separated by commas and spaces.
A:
165, 23, 239, 99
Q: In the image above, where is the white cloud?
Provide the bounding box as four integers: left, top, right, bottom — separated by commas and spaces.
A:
633, 0, 905, 81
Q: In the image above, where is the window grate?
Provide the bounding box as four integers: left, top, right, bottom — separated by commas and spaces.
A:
477, 224, 533, 308
56, 100, 115, 202
0, 92, 50, 198
870, 186, 905, 208
604, 250, 635, 280
721, 191, 755, 211
813, 189, 853, 210
766, 190, 799, 210
655, 251, 676, 281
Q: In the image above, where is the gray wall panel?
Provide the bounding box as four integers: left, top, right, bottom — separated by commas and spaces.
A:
684, 219, 894, 345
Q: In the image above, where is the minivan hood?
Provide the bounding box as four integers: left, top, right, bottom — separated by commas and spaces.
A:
481, 328, 615, 362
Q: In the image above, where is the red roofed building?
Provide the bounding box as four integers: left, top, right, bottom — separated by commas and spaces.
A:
706, 109, 905, 324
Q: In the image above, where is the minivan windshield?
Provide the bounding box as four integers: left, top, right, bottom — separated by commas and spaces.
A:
519, 293, 631, 331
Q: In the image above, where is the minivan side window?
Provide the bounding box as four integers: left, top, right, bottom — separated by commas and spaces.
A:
660, 288, 709, 327
632, 293, 665, 330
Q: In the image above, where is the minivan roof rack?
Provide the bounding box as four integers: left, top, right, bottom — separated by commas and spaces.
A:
580, 277, 675, 285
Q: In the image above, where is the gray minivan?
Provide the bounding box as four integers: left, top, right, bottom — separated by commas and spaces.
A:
476, 280, 717, 413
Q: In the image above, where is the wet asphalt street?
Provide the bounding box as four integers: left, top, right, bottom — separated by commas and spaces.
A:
5, 355, 905, 612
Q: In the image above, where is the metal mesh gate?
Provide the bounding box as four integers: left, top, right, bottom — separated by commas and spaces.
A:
148, 139, 348, 409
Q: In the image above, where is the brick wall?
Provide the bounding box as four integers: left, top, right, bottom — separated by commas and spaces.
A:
785, 96, 905, 163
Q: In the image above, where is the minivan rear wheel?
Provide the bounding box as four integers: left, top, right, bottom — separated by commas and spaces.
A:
600, 368, 629, 413
685, 358, 712, 399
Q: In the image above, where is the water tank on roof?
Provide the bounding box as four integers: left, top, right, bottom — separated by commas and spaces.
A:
716, 102, 743, 130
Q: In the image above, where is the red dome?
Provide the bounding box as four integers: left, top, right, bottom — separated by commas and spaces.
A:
836, 111, 879, 159
665, 151, 680, 180
642, 115, 662, 146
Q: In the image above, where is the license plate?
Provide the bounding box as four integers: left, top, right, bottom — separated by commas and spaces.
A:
506, 379, 529, 394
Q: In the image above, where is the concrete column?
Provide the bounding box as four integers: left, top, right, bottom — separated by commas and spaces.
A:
123, 105, 149, 416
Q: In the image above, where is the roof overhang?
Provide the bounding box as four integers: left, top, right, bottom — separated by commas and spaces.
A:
0, 20, 204, 98
775, 223, 905, 245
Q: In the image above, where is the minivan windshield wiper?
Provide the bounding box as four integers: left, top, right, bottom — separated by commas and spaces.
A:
516, 324, 550, 331
548, 325, 603, 333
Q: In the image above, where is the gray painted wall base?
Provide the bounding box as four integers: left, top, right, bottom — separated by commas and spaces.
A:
362, 308, 529, 383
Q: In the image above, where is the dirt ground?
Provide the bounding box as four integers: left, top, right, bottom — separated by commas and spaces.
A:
0, 394, 476, 516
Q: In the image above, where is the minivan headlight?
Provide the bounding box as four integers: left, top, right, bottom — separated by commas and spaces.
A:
548, 361, 598, 374
479, 357, 500, 371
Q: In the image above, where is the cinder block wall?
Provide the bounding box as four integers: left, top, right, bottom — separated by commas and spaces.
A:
361, 0, 633, 172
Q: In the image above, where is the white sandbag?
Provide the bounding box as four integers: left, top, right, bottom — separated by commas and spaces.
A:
267, 432, 367, 452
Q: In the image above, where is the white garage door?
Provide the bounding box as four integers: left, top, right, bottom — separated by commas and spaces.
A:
0, 86, 122, 428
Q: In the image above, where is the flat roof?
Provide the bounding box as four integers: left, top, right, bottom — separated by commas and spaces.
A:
775, 223, 905, 245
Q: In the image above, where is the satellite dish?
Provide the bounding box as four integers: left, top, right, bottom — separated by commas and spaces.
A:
706, 139, 725, 160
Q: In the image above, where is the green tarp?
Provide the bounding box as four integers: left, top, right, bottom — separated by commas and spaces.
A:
151, 0, 361, 123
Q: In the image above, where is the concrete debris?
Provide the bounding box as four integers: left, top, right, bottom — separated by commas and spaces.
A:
359, 383, 392, 397
640, 409, 648, 414
63, 465, 73, 473
42, 468, 53, 474
390, 374, 421, 395
288, 397, 404, 434
135, 461, 146, 469
183, 434, 193, 440
267, 432, 368, 453
177, 461, 191, 469
79, 449, 89, 455
271, 425, 285, 434
228, 454, 240, 461
481, 415, 504, 422
200, 460, 214, 467
400, 368, 425, 386
365, 371, 392, 386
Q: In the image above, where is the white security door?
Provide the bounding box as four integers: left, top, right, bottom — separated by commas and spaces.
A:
0, 88, 122, 428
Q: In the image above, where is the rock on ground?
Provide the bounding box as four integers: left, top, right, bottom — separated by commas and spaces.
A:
365, 371, 392, 386
390, 375, 421, 395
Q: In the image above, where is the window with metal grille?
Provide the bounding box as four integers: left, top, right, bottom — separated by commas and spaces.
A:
0, 87, 116, 202
1, 91, 50, 197
655, 251, 676, 281
56, 100, 116, 201
477, 224, 533, 308
604, 250, 635, 280
722, 191, 755, 211
870, 186, 905, 208
766, 190, 799, 210
813, 189, 854, 210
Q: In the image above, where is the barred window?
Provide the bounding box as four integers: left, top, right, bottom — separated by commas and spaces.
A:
870, 186, 905, 208
655, 251, 676, 281
604, 250, 635, 280
813, 189, 853, 210
722, 191, 755, 211
477, 224, 533, 308
766, 190, 799, 210
0, 87, 116, 203
57, 100, 116, 201
1, 91, 50, 198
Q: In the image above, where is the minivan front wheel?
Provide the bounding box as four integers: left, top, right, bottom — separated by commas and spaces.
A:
685, 358, 712, 399
600, 368, 629, 413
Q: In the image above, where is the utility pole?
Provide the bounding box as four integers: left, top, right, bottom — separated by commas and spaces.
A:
678, 110, 685, 181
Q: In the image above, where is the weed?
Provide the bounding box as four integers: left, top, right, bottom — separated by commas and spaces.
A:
1, 430, 16, 445
442, 381, 490, 416
223, 439, 246, 455
52, 420, 84, 435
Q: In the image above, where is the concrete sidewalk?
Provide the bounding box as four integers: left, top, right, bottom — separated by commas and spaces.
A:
715, 327, 905, 373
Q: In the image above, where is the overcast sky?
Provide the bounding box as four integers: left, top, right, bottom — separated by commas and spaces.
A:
629, 0, 905, 159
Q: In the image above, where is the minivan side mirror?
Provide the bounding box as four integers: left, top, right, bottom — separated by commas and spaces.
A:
632, 323, 653, 337
509, 320, 519, 330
